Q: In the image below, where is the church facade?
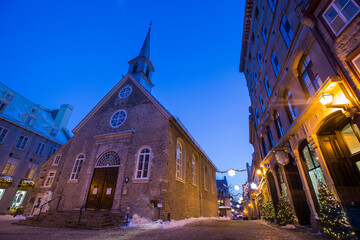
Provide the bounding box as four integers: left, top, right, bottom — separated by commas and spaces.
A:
23, 28, 218, 221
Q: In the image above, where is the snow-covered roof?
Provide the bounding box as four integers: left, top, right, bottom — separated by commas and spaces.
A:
0, 82, 70, 145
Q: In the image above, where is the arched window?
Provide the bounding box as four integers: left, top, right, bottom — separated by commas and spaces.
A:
298, 55, 322, 98
299, 141, 326, 201
176, 140, 185, 180
70, 154, 84, 180
146, 67, 150, 77
136, 148, 151, 179
133, 63, 138, 73
192, 155, 196, 185
96, 151, 120, 167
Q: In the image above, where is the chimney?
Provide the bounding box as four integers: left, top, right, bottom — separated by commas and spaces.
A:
54, 104, 73, 130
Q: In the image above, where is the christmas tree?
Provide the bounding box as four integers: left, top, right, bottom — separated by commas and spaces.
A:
261, 199, 275, 222
276, 195, 294, 226
318, 182, 357, 240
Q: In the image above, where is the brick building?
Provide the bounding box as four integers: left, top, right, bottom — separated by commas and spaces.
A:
23, 28, 218, 222
0, 82, 72, 214
240, 0, 360, 233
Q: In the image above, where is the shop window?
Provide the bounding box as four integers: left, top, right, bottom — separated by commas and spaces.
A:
10, 190, 27, 209
0, 189, 5, 201
341, 124, 360, 155
300, 142, 326, 201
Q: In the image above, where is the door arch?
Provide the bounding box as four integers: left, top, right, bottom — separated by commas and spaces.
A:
266, 171, 279, 211
317, 112, 360, 232
284, 154, 311, 225
86, 151, 120, 211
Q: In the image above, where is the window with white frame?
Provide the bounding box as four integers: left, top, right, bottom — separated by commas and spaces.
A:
70, 154, 84, 180
15, 135, 29, 150
24, 163, 37, 180
192, 155, 196, 185
5, 93, 14, 101
271, 51, 280, 77
264, 76, 271, 98
262, 25, 268, 43
280, 15, 294, 48
44, 171, 56, 187
176, 140, 184, 180
351, 52, 360, 74
49, 128, 58, 137
323, 0, 360, 36
268, 0, 277, 12
34, 142, 46, 156
53, 155, 61, 165
110, 110, 127, 128
25, 116, 36, 127
50, 148, 58, 157
0, 101, 7, 112
0, 127, 8, 143
136, 148, 151, 179
2, 158, 19, 176
287, 90, 299, 121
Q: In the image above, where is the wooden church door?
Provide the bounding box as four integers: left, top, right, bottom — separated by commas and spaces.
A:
86, 167, 118, 210
85, 151, 121, 211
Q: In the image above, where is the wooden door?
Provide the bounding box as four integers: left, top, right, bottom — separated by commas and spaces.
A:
86, 167, 118, 211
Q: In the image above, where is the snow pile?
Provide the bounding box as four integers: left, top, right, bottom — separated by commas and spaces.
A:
129, 215, 230, 229
280, 224, 296, 229
0, 215, 26, 221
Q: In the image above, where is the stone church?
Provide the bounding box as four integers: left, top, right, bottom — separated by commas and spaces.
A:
23, 28, 218, 222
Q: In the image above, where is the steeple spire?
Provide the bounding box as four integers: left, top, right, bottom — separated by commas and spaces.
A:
127, 25, 155, 93
138, 26, 151, 59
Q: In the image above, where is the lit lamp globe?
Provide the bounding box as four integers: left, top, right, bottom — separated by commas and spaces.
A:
274, 150, 289, 165
319, 93, 333, 106
234, 185, 240, 191
228, 169, 236, 177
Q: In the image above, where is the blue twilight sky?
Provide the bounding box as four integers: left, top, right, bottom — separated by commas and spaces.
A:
0, 0, 252, 192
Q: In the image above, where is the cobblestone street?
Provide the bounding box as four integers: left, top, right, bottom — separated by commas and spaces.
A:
0, 216, 327, 240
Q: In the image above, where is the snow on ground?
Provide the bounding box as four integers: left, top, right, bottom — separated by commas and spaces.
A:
129, 215, 230, 229
280, 224, 296, 229
0, 215, 26, 221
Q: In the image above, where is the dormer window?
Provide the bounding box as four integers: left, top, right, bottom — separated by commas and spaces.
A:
133, 63, 138, 73
25, 116, 36, 127
5, 93, 14, 102
0, 101, 7, 112
30, 107, 38, 114
50, 128, 58, 137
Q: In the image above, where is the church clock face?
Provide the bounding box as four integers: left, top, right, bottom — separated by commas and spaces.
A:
119, 85, 132, 98
110, 110, 127, 127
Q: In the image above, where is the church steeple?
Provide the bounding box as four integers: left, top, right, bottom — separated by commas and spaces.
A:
128, 26, 155, 92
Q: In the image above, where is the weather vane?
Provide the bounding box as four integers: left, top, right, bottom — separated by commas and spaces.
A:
149, 20, 153, 27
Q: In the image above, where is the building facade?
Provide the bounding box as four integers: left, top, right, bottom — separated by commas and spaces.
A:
0, 82, 72, 214
24, 28, 218, 221
216, 176, 232, 217
240, 0, 360, 233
